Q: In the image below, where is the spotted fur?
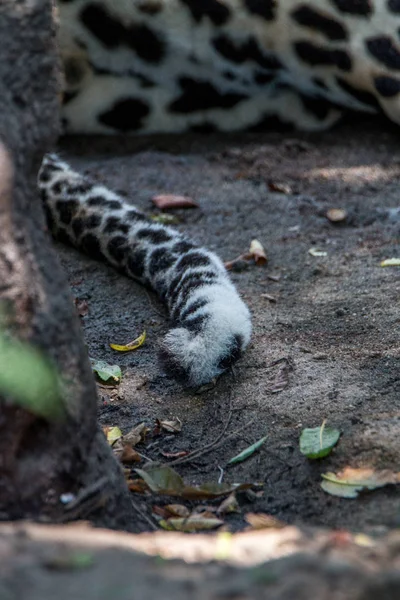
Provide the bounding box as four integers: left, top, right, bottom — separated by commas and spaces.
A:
38, 154, 251, 387
57, 0, 400, 134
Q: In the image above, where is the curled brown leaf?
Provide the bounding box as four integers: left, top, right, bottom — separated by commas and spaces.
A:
152, 194, 198, 209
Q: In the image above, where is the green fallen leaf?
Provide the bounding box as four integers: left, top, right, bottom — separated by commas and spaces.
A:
380, 258, 400, 267
300, 421, 340, 459
0, 332, 64, 421
135, 466, 184, 494
227, 435, 268, 465
90, 359, 121, 383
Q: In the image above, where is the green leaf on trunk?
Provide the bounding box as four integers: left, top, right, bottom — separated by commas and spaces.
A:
0, 332, 64, 420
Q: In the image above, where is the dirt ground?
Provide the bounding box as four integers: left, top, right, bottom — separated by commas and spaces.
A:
59, 117, 399, 531
8, 117, 399, 598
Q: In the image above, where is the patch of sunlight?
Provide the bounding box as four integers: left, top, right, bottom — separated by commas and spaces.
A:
307, 165, 392, 183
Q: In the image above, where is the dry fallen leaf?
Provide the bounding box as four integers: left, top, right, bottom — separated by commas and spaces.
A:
123, 422, 149, 447
134, 465, 259, 499
194, 509, 218, 519
160, 450, 189, 459
135, 466, 184, 495
245, 489, 264, 500
182, 483, 259, 500
260, 293, 276, 303
182, 482, 258, 500
152, 194, 198, 209
152, 504, 191, 519
268, 181, 292, 194
159, 516, 224, 532
245, 512, 286, 530
113, 440, 141, 464
326, 208, 347, 223
122, 447, 141, 463
266, 358, 293, 394
321, 467, 400, 498
308, 247, 328, 257
217, 493, 240, 515
103, 426, 122, 446
225, 238, 267, 270
247, 239, 268, 266
157, 417, 182, 433
127, 478, 149, 494
152, 505, 169, 518
163, 504, 191, 518
107, 422, 148, 463
110, 331, 146, 352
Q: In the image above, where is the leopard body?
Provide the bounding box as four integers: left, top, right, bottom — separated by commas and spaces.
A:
58, 0, 400, 134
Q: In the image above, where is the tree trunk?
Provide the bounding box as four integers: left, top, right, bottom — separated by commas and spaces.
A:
0, 0, 138, 531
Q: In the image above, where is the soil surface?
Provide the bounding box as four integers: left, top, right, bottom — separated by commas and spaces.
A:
11, 118, 398, 599
59, 118, 399, 533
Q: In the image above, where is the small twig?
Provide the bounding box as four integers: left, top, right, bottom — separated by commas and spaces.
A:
130, 496, 158, 531
164, 404, 258, 468
218, 466, 224, 483
57, 476, 110, 522
136, 451, 154, 463
265, 356, 293, 369
212, 417, 258, 450
145, 440, 160, 451
164, 392, 234, 467
63, 476, 109, 513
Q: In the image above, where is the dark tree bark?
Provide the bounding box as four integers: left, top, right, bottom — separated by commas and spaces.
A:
0, 0, 138, 530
